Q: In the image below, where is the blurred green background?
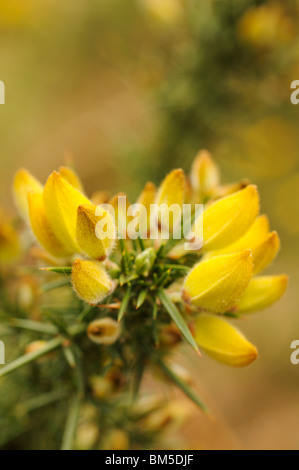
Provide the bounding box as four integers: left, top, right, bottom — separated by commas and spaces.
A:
0, 0, 299, 449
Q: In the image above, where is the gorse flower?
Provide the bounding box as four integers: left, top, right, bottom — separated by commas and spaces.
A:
13, 151, 288, 370
6, 150, 288, 449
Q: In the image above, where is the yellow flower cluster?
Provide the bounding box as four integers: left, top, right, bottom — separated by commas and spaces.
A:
13, 168, 115, 305
13, 151, 288, 367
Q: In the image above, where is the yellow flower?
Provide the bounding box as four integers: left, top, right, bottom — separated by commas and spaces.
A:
59, 166, 84, 193
71, 259, 114, 305
87, 318, 121, 345
190, 150, 220, 199
194, 315, 258, 367
43, 171, 90, 253
155, 168, 185, 231
208, 215, 280, 274
76, 204, 115, 261
28, 193, 72, 258
235, 275, 288, 313
13, 169, 43, 221
182, 250, 253, 313
195, 185, 260, 252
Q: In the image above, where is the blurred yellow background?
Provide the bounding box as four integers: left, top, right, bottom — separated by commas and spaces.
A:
0, 0, 299, 450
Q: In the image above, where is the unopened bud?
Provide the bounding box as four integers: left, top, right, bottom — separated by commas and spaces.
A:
135, 247, 156, 277
87, 318, 121, 345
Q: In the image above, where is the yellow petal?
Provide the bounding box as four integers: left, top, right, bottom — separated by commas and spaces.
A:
197, 184, 260, 252
71, 259, 114, 305
137, 181, 157, 208
155, 169, 185, 230
207, 216, 279, 274
136, 182, 156, 235
235, 275, 288, 313
190, 150, 220, 196
76, 204, 115, 261
215, 179, 250, 198
251, 231, 280, 274
182, 250, 253, 313
194, 314, 258, 367
43, 171, 90, 253
13, 169, 43, 221
59, 166, 84, 193
208, 215, 270, 256
28, 193, 72, 258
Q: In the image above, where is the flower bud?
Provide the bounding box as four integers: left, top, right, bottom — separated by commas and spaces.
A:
155, 169, 185, 231
87, 318, 121, 345
190, 150, 220, 198
28, 192, 71, 258
135, 247, 156, 277
76, 204, 115, 261
13, 169, 43, 221
136, 181, 156, 235
43, 171, 90, 253
71, 259, 114, 305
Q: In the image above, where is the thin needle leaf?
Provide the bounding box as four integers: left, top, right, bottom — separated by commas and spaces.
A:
158, 288, 200, 354
158, 360, 209, 414
9, 318, 58, 335
40, 267, 72, 274
41, 278, 71, 292
61, 395, 80, 451
0, 336, 63, 378
118, 286, 132, 321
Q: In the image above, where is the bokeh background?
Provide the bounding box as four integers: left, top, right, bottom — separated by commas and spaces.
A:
0, 0, 299, 450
